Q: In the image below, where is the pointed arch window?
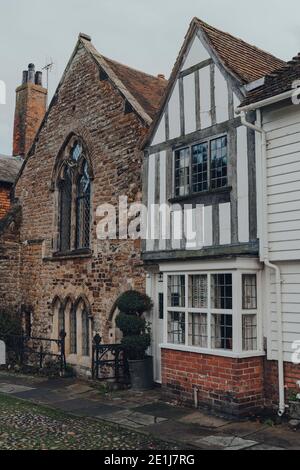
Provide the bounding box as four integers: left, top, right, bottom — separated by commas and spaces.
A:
59, 166, 72, 252
82, 308, 90, 357
76, 161, 91, 249
56, 137, 92, 254
70, 306, 77, 355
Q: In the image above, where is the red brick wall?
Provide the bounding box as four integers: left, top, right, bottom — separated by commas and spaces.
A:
161, 349, 265, 415
0, 186, 11, 218
264, 360, 300, 404
13, 83, 47, 157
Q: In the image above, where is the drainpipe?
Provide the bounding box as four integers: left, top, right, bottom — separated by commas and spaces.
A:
236, 109, 285, 416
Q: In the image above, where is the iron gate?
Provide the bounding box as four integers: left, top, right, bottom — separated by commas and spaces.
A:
0, 330, 67, 374
92, 334, 129, 383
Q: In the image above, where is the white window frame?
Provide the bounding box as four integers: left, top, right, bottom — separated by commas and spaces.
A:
163, 269, 264, 358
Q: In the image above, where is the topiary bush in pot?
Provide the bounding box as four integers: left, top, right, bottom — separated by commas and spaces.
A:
115, 291, 153, 389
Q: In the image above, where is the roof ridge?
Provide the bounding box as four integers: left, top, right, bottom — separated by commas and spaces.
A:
194, 17, 285, 66
103, 56, 167, 83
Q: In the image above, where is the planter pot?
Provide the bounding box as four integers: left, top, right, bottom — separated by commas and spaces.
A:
128, 356, 154, 390
289, 401, 300, 420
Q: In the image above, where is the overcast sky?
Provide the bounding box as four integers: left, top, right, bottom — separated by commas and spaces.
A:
0, 0, 300, 155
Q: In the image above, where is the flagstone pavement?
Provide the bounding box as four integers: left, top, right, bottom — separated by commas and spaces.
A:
0, 371, 299, 450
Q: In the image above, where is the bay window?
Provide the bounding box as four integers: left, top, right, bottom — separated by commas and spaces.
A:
166, 271, 260, 356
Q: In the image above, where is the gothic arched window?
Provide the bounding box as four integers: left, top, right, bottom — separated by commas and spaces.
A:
57, 137, 92, 253
76, 160, 91, 249
69, 306, 77, 355
59, 166, 72, 252
82, 308, 90, 357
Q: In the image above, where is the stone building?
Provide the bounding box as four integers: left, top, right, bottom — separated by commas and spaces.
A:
0, 155, 22, 219
0, 33, 166, 374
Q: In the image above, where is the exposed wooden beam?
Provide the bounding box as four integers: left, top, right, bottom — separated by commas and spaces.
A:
179, 58, 212, 78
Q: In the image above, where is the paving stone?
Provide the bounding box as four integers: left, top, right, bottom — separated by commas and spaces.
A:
66, 383, 94, 395
134, 402, 189, 420
0, 383, 35, 394
248, 444, 284, 450
196, 435, 258, 450
127, 412, 167, 426
180, 411, 229, 429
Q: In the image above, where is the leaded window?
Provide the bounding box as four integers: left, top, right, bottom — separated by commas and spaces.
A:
174, 135, 228, 197
76, 161, 91, 249
59, 167, 72, 252
57, 138, 91, 253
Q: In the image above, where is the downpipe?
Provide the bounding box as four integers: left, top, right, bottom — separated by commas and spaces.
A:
238, 110, 286, 416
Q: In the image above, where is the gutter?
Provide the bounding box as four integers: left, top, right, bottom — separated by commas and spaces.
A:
236, 88, 294, 114
236, 108, 286, 417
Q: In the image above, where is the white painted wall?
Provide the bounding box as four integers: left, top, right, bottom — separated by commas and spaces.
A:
237, 126, 250, 243
264, 104, 300, 261
267, 262, 300, 362
181, 35, 210, 69
262, 103, 300, 363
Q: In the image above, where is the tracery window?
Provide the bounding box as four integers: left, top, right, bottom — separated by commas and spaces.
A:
57, 138, 91, 253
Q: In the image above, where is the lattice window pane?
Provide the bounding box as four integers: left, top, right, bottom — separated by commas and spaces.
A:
189, 275, 208, 308
59, 167, 72, 252
210, 136, 228, 189
175, 148, 190, 197
242, 314, 257, 351
168, 312, 185, 345
242, 274, 257, 310
211, 314, 233, 350
192, 143, 208, 193
70, 308, 77, 354
211, 274, 232, 310
76, 161, 91, 249
189, 313, 208, 348
82, 309, 90, 357
168, 275, 185, 308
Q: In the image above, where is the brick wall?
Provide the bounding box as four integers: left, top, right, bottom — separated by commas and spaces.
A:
264, 360, 300, 404
13, 82, 47, 157
0, 186, 11, 219
161, 349, 265, 415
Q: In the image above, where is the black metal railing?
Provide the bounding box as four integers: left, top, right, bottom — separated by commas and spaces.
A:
0, 330, 67, 375
92, 334, 129, 383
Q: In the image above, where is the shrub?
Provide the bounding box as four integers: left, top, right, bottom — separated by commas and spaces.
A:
116, 313, 146, 337
0, 309, 22, 339
115, 291, 152, 361
116, 291, 153, 316
121, 335, 151, 361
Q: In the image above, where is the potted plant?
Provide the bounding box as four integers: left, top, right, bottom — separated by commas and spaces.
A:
115, 290, 153, 390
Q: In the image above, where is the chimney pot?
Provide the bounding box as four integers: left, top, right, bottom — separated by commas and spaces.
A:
22, 70, 28, 85
35, 71, 43, 86
28, 63, 35, 83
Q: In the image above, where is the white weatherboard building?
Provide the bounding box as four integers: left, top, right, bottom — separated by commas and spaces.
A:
142, 18, 300, 415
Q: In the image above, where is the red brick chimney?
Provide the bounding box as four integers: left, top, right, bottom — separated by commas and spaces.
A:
13, 64, 47, 157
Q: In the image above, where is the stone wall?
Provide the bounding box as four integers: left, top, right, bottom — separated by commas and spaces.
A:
9, 42, 147, 347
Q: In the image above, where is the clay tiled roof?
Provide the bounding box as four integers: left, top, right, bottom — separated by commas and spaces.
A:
79, 35, 167, 123
104, 57, 167, 120
0, 155, 23, 184
241, 54, 300, 106
195, 18, 286, 84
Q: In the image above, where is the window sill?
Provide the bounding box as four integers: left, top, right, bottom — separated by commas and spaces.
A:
160, 343, 265, 359
169, 186, 232, 206
44, 249, 92, 262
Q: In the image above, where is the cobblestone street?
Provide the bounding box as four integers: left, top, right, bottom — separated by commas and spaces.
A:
0, 393, 179, 451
